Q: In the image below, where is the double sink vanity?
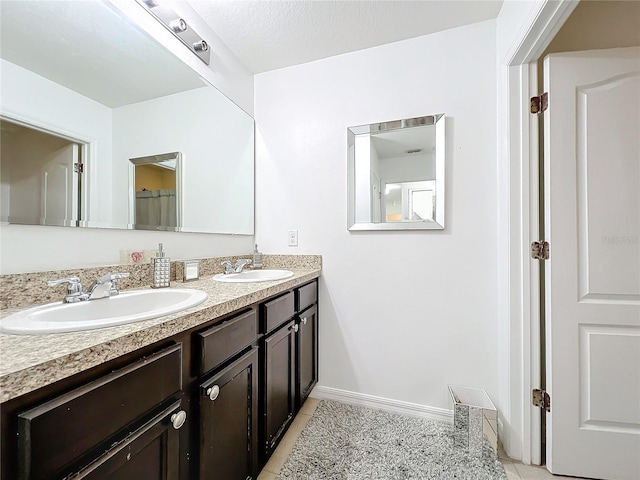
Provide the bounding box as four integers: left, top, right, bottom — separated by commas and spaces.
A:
0, 256, 320, 480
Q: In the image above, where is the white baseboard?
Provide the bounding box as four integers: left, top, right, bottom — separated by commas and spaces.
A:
310, 385, 453, 424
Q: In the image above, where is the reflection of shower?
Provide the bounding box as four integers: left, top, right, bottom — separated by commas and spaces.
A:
135, 189, 177, 228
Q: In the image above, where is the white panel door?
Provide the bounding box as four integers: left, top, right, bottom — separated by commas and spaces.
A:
40, 144, 78, 226
544, 46, 640, 480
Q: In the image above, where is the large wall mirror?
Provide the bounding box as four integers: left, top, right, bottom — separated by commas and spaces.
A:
347, 114, 445, 231
0, 0, 254, 235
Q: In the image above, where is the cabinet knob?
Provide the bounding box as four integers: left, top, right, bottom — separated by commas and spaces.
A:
206, 384, 220, 401
171, 410, 187, 429
293, 324, 299, 333
301, 317, 308, 325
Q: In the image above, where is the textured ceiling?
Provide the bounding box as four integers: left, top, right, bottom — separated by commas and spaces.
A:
187, 0, 504, 74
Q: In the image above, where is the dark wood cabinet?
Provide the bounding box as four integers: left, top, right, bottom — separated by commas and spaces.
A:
259, 280, 318, 464
1, 279, 319, 480
296, 304, 318, 408
199, 347, 259, 480
16, 343, 182, 480
295, 281, 317, 313
72, 400, 182, 480
260, 292, 294, 334
261, 320, 296, 460
197, 309, 257, 377
295, 280, 319, 408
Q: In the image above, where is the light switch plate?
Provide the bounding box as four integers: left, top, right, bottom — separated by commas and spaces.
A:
288, 229, 298, 246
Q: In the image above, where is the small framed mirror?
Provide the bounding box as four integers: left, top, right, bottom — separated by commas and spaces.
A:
128, 152, 182, 231
347, 114, 445, 230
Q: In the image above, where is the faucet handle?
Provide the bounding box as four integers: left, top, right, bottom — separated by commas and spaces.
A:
96, 272, 130, 284
221, 260, 234, 275
102, 272, 130, 296
109, 272, 130, 287
233, 259, 252, 273
47, 277, 83, 295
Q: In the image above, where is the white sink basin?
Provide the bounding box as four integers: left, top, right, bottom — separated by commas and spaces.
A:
0, 288, 208, 335
213, 269, 294, 283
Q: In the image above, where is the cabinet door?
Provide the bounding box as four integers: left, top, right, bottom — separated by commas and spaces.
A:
296, 304, 318, 408
262, 321, 296, 459
71, 400, 182, 480
200, 347, 259, 480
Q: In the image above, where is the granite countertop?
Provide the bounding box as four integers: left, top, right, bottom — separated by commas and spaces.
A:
0, 268, 320, 403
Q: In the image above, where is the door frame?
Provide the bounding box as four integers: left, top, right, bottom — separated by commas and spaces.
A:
498, 0, 578, 465
0, 112, 95, 226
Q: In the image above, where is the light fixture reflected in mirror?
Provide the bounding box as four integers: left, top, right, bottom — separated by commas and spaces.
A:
347, 114, 445, 231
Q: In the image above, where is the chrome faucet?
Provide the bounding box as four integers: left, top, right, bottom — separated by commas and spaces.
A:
87, 273, 130, 300
220, 259, 252, 275
48, 273, 130, 303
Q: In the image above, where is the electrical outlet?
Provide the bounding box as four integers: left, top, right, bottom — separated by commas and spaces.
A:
288, 229, 298, 247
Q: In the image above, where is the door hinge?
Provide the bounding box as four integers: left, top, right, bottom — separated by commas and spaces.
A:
531, 241, 550, 260
533, 389, 551, 412
530, 92, 548, 114
73, 163, 84, 174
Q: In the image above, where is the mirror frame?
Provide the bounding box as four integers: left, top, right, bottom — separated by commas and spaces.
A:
347, 114, 445, 231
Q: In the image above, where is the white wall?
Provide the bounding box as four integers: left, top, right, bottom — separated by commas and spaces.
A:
0, 225, 251, 273
255, 20, 498, 411
378, 153, 434, 181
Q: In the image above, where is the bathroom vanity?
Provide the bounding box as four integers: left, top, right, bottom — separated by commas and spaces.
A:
0, 269, 319, 480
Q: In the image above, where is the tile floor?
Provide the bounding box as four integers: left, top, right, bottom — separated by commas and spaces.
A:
257, 397, 590, 480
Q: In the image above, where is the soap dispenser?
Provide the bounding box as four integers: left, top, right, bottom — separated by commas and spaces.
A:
252, 244, 263, 269
151, 243, 171, 288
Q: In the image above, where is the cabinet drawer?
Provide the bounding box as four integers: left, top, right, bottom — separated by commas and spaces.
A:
18, 343, 182, 480
296, 281, 317, 312
261, 291, 294, 334
198, 309, 257, 376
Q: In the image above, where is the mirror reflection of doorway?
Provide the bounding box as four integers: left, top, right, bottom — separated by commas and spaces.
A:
381, 179, 435, 222
0, 118, 83, 226
408, 187, 434, 221
371, 172, 381, 223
